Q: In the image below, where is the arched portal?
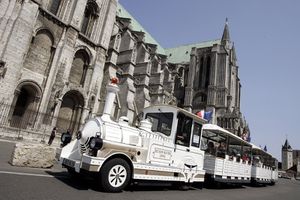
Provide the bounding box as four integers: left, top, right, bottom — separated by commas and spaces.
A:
10, 83, 41, 128
56, 90, 84, 134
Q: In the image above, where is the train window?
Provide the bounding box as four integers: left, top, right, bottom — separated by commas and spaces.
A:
242, 145, 251, 163
216, 141, 227, 158
200, 138, 208, 151
145, 112, 173, 136
175, 113, 192, 147
228, 137, 242, 161
191, 122, 202, 148
201, 129, 227, 157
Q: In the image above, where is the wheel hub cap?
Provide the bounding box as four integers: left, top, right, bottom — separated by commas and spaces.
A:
108, 165, 127, 188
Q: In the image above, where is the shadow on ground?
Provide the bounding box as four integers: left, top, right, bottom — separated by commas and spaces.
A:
46, 171, 100, 191
47, 170, 248, 193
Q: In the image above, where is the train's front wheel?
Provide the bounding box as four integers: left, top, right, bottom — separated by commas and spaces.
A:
99, 158, 131, 192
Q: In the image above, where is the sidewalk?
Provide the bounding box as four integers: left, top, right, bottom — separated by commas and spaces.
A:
0, 133, 61, 147
0, 138, 66, 176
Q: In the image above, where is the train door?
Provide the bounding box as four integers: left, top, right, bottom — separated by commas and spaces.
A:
173, 113, 204, 178
145, 112, 175, 166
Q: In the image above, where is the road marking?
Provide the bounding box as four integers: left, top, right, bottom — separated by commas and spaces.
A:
0, 170, 67, 178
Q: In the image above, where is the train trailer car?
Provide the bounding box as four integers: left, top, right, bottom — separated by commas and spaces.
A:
251, 144, 278, 185
201, 124, 252, 185
58, 79, 206, 192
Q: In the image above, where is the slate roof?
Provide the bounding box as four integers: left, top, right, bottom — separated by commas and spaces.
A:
165, 39, 221, 64
117, 3, 165, 55
282, 139, 293, 150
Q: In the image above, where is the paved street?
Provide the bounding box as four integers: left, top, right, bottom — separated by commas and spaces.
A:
0, 140, 299, 200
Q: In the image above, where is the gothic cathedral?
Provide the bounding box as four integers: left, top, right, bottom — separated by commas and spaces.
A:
0, 0, 249, 141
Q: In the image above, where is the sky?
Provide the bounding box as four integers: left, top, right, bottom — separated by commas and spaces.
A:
119, 0, 300, 161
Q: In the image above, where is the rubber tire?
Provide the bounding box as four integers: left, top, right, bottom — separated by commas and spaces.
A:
99, 158, 131, 192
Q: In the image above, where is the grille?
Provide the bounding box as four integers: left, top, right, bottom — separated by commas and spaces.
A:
80, 137, 91, 154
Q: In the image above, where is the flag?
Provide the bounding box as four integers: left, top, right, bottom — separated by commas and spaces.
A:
196, 110, 205, 118
247, 136, 251, 142
204, 111, 213, 121
264, 145, 267, 152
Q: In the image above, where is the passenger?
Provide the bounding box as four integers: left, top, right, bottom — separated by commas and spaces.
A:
242, 153, 249, 162
216, 141, 226, 158
230, 148, 238, 156
253, 156, 261, 166
176, 132, 188, 146
206, 142, 215, 155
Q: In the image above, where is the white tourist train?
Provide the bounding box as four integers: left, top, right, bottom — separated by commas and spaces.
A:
58, 78, 278, 192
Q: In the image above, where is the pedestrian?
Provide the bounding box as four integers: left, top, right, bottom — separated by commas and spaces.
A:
48, 127, 56, 145
61, 129, 72, 147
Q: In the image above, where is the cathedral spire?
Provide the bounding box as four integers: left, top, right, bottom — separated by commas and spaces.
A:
231, 42, 237, 61
221, 18, 231, 43
282, 138, 292, 151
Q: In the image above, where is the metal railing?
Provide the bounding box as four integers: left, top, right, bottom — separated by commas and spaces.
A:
0, 102, 82, 138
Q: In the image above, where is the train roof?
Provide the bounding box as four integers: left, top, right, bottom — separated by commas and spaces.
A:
251, 143, 276, 159
203, 124, 251, 146
143, 105, 207, 124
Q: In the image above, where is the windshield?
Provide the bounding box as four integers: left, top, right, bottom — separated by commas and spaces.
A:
145, 112, 173, 136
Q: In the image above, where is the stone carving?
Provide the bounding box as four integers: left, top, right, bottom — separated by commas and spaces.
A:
131, 44, 137, 63
114, 34, 121, 50
233, 118, 239, 130
16, 0, 24, 4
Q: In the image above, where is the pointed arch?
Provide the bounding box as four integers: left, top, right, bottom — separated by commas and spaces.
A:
205, 56, 211, 88
23, 29, 54, 76
81, 0, 100, 37
69, 49, 90, 86
198, 57, 204, 88
74, 45, 93, 62
48, 0, 62, 15
151, 56, 160, 73
56, 90, 84, 133
178, 66, 184, 78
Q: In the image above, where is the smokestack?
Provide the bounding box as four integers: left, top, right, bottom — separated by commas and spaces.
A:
102, 77, 119, 120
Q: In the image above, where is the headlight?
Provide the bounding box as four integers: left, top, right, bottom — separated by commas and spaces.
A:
89, 137, 103, 150
61, 133, 71, 143
90, 138, 96, 149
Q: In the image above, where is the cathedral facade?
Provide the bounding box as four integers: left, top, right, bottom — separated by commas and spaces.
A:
0, 0, 118, 139
0, 0, 249, 141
